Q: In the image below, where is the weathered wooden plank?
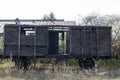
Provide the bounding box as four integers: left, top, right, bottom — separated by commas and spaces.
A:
70, 29, 82, 55
4, 25, 49, 57
70, 27, 111, 58
36, 27, 48, 46
36, 27, 48, 55
36, 46, 48, 56
4, 27, 19, 45
20, 35, 35, 45
91, 28, 97, 56
20, 46, 34, 56
97, 28, 111, 56
4, 45, 18, 56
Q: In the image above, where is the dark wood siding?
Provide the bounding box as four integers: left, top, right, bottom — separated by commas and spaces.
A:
70, 29, 82, 55
97, 28, 111, 57
4, 25, 19, 56
36, 27, 48, 56
4, 25, 48, 57
48, 31, 58, 54
4, 24, 111, 58
91, 28, 97, 56
70, 26, 111, 58
4, 26, 19, 45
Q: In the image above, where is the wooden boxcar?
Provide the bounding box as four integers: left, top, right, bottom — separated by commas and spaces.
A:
3, 24, 112, 68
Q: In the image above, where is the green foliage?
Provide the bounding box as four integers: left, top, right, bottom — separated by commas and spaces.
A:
96, 59, 120, 68
66, 59, 78, 66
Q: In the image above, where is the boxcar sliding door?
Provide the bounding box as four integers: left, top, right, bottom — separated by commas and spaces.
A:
70, 27, 91, 57
70, 26, 112, 58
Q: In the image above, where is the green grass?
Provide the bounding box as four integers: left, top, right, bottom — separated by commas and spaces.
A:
96, 58, 120, 68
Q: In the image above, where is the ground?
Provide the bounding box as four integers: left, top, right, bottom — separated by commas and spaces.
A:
0, 60, 120, 80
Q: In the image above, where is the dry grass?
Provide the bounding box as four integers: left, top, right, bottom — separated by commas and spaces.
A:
0, 60, 120, 80
0, 69, 120, 80
0, 65, 119, 80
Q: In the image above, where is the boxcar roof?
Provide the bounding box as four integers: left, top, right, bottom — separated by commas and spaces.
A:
4, 24, 111, 28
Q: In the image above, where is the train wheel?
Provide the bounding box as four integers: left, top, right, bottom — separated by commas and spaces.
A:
14, 57, 30, 70
78, 58, 95, 69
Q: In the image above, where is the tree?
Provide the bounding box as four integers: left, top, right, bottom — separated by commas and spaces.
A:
78, 13, 120, 56
42, 12, 56, 20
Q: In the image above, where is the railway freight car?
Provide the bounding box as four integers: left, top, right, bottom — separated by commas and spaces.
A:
3, 24, 112, 69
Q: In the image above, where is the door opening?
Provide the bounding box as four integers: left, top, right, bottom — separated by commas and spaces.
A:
48, 31, 68, 55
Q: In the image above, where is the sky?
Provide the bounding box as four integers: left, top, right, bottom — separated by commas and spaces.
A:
0, 0, 120, 20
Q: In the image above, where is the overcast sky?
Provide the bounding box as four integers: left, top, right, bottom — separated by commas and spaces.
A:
0, 0, 120, 20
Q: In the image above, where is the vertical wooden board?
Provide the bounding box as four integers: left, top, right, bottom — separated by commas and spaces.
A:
83, 29, 91, 56
4, 26, 19, 45
91, 28, 97, 56
36, 27, 48, 46
4, 25, 19, 57
66, 32, 70, 53
98, 28, 111, 56
70, 29, 82, 55
36, 27, 48, 55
